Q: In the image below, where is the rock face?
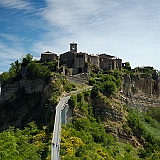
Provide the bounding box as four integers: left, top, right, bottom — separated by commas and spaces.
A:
91, 93, 147, 147
122, 73, 160, 97
91, 94, 133, 142
121, 73, 160, 110
0, 79, 44, 102
92, 73, 160, 146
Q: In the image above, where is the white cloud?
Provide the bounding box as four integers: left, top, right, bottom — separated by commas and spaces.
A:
0, 33, 23, 42
41, 0, 160, 39
29, 1, 159, 70
0, 0, 33, 11
31, 0, 122, 53
0, 42, 24, 59
0, 41, 26, 73
1, 0, 160, 72
42, 0, 120, 30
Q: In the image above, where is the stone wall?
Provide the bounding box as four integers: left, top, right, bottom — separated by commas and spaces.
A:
88, 54, 99, 67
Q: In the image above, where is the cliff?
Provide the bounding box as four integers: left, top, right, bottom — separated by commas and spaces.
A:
0, 72, 160, 146
121, 73, 160, 110
122, 73, 160, 97
0, 79, 44, 103
90, 73, 160, 147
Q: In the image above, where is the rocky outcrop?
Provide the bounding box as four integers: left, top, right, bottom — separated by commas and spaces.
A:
0, 79, 44, 102
67, 73, 89, 83
92, 95, 124, 122
91, 94, 135, 143
91, 73, 160, 146
122, 73, 160, 97
120, 73, 160, 111
91, 93, 144, 147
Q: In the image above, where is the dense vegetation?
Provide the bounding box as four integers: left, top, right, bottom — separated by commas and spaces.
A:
0, 54, 57, 86
61, 72, 160, 159
89, 70, 121, 97
61, 107, 160, 159
127, 107, 160, 159
61, 91, 140, 160
0, 55, 160, 159
0, 122, 51, 160
0, 75, 77, 159
0, 54, 78, 159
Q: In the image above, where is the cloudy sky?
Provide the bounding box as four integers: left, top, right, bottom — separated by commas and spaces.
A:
0, 0, 160, 73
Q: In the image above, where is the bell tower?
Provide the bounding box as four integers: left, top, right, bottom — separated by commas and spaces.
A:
70, 42, 77, 53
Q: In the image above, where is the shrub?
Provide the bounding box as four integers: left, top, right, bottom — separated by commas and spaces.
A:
89, 78, 96, 85
68, 95, 77, 109
103, 80, 117, 97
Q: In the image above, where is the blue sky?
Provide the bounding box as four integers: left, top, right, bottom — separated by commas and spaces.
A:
0, 0, 160, 73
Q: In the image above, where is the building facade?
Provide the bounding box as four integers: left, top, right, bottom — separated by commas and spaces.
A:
41, 51, 58, 62
88, 54, 99, 67
99, 54, 122, 71
59, 51, 74, 68
43, 43, 122, 75
73, 52, 88, 74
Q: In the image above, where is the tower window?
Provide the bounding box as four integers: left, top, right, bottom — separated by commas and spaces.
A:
76, 54, 83, 58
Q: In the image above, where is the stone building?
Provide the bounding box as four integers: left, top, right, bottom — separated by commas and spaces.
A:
70, 42, 77, 53
99, 53, 122, 71
41, 51, 58, 62
55, 43, 122, 75
60, 43, 88, 74
59, 51, 74, 68
59, 43, 78, 68
88, 54, 99, 67
73, 52, 88, 74
0, 43, 123, 102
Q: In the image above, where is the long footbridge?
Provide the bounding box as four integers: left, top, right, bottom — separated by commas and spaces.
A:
51, 86, 92, 160
51, 96, 70, 160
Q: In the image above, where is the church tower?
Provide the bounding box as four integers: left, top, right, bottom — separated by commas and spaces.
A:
70, 42, 77, 52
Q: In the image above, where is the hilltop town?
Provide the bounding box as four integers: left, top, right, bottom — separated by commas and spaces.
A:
0, 43, 160, 160
0, 42, 124, 100
41, 42, 122, 75
0, 42, 157, 101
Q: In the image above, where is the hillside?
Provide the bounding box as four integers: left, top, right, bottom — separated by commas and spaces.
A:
59, 70, 160, 159
0, 55, 160, 159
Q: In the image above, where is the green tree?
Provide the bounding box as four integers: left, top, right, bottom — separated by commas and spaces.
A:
77, 92, 84, 102
25, 62, 51, 81
0, 72, 11, 85
0, 59, 22, 85
68, 95, 77, 109
103, 80, 117, 97
124, 62, 131, 71
0, 126, 41, 160
91, 85, 100, 98
21, 53, 33, 67
47, 60, 58, 72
